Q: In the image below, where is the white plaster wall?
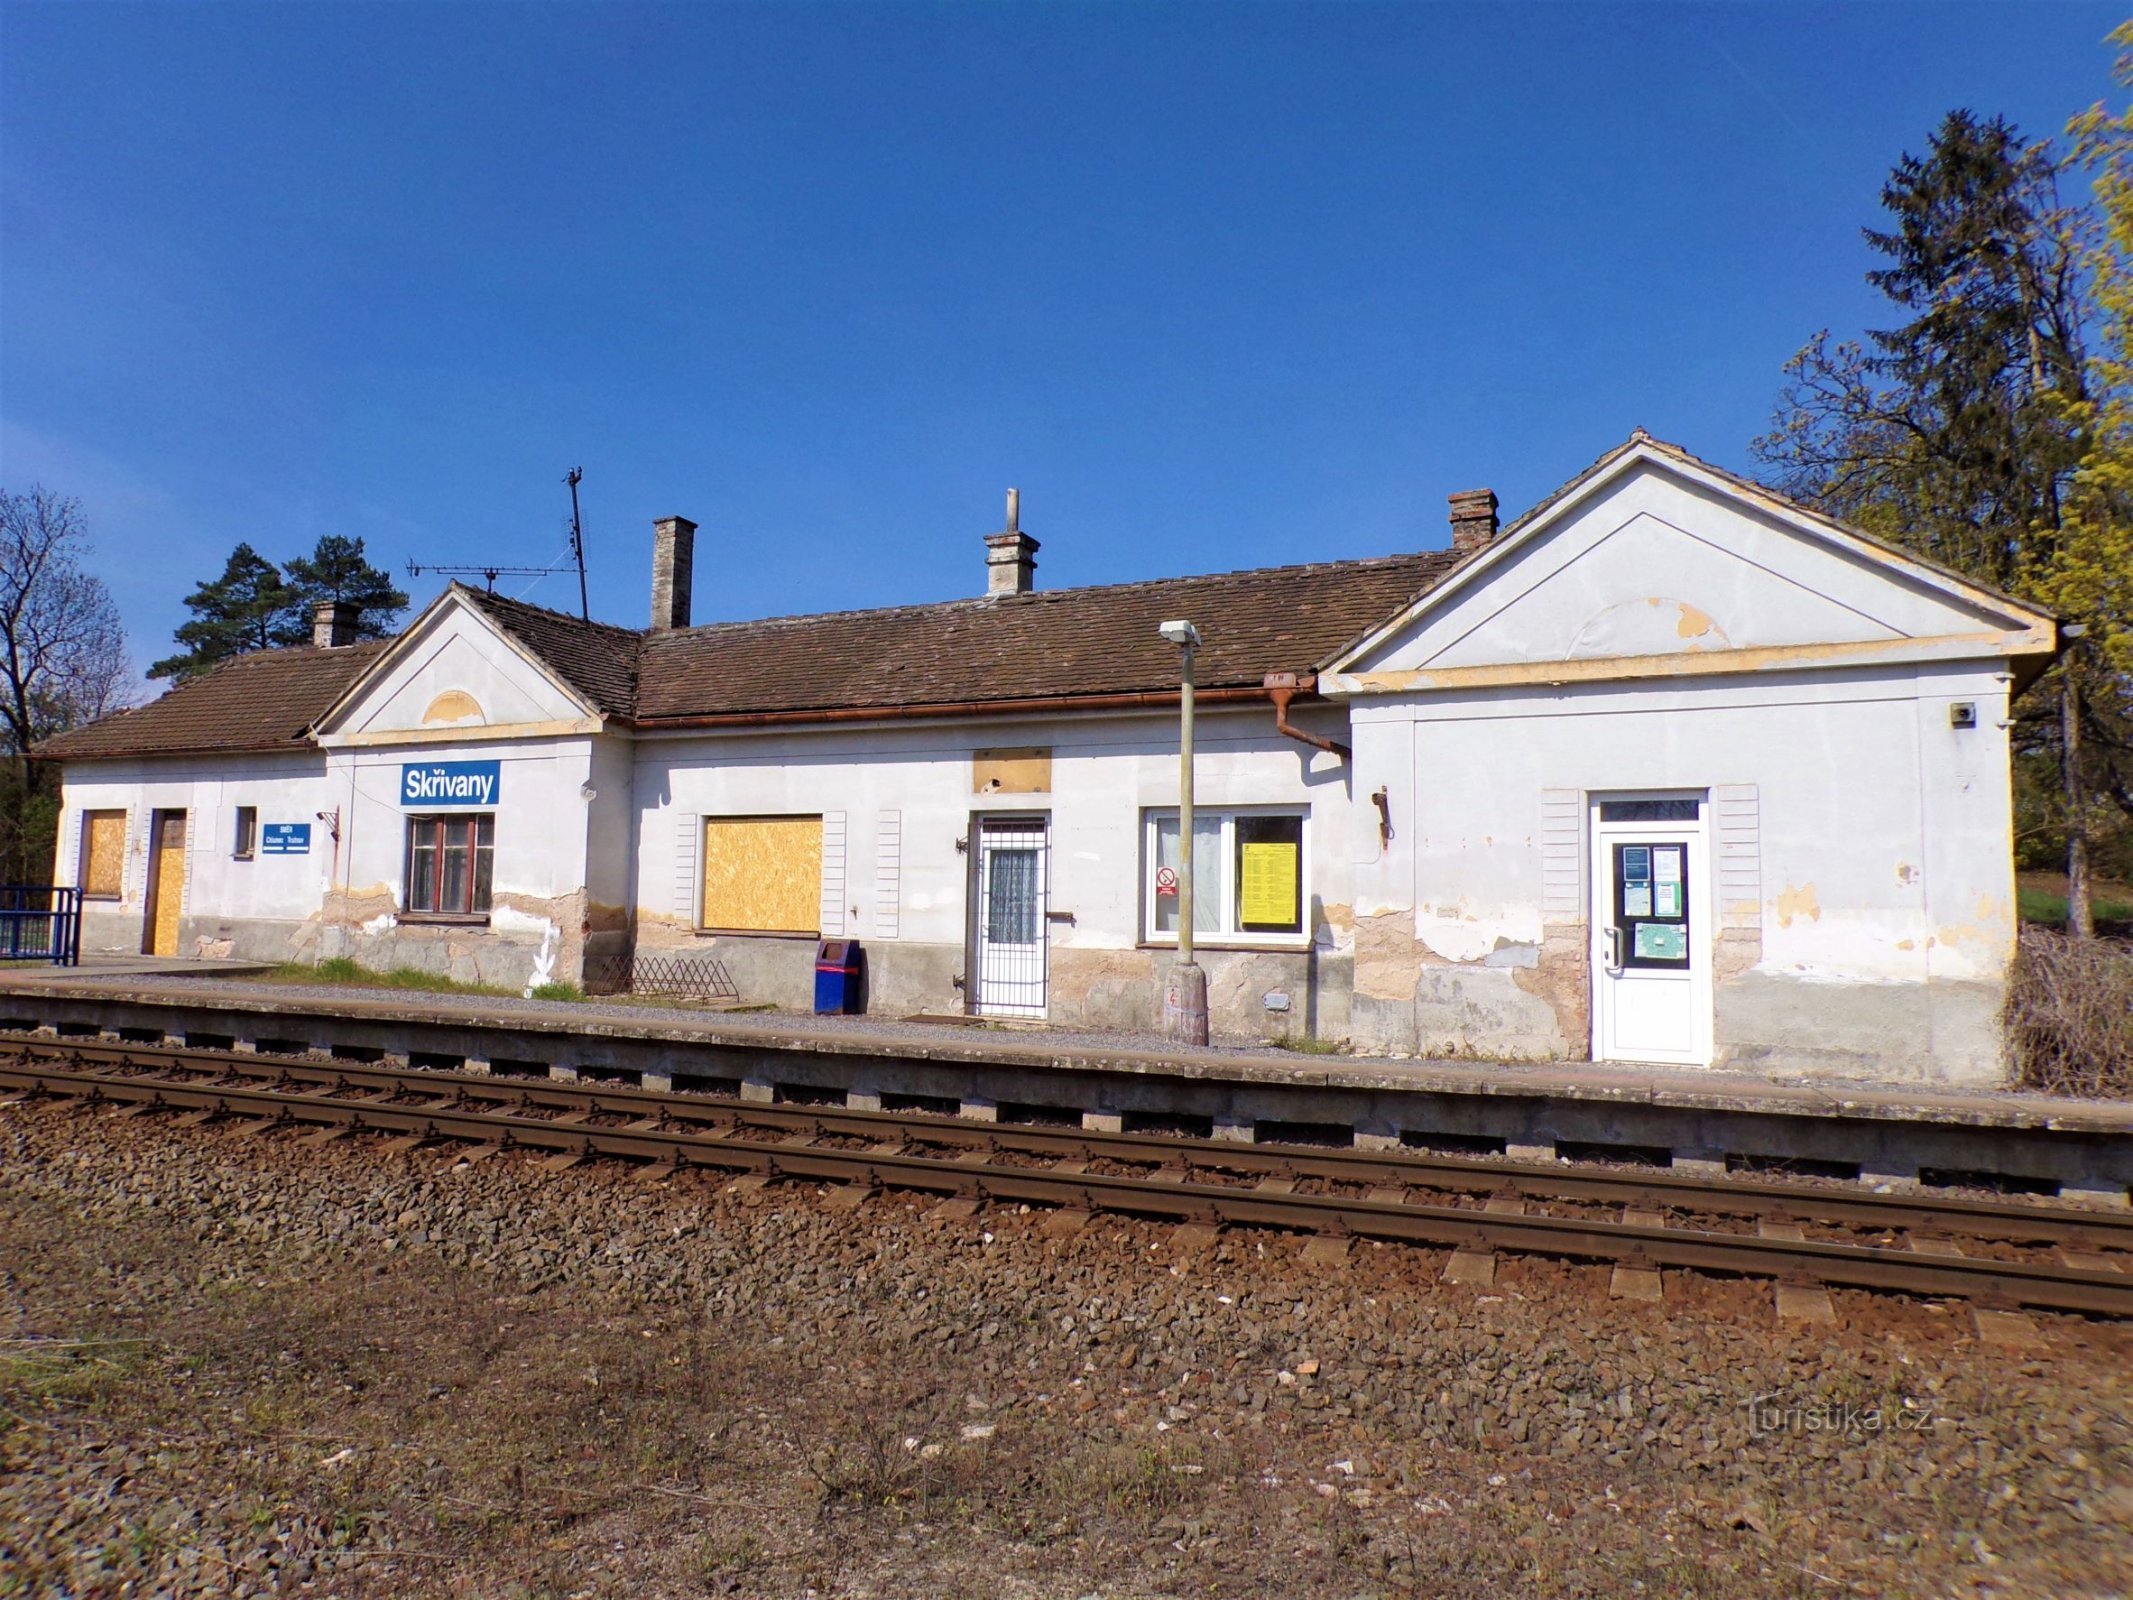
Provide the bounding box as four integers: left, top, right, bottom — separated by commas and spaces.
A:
1355, 663, 2012, 979
585, 734, 637, 919
631, 705, 1351, 958
1347, 658, 2015, 1076
327, 736, 597, 922
53, 753, 338, 952
338, 602, 588, 735
1352, 463, 2036, 676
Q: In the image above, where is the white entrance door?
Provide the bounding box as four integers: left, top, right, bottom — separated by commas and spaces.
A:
1591, 796, 1712, 1067
974, 816, 1048, 1017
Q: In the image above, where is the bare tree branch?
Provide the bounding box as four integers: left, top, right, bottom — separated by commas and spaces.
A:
0, 486, 135, 756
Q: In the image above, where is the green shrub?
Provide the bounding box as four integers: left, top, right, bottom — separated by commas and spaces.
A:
528, 981, 584, 1003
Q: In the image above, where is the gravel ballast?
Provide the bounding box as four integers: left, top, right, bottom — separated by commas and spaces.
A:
2, 1099, 2128, 1598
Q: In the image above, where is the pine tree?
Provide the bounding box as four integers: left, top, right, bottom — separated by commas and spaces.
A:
148, 543, 302, 681
1757, 111, 2089, 584
282, 534, 408, 640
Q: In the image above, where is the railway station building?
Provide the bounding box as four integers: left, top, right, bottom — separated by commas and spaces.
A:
40, 434, 2060, 1085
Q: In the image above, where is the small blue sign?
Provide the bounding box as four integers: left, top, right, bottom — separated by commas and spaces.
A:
401, 759, 501, 807
260, 823, 311, 855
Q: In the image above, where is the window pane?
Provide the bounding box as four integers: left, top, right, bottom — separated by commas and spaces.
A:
1234, 814, 1303, 933
234, 807, 256, 856
408, 826, 437, 912
472, 817, 494, 912
985, 847, 1040, 945
1599, 798, 1702, 822
1149, 813, 1220, 935
441, 818, 470, 913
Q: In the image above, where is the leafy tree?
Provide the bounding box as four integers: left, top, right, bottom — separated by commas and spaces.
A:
0, 486, 133, 880
1755, 108, 2130, 936
2056, 24, 2133, 930
283, 534, 408, 640
148, 542, 301, 681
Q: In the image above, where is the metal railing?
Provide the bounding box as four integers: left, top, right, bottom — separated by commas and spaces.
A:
0, 886, 82, 967
581, 948, 738, 1001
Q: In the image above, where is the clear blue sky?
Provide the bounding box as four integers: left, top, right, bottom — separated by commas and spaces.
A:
2, 2, 2124, 668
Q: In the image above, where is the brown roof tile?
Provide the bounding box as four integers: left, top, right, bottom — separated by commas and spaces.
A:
631, 552, 1460, 720
457, 587, 641, 715
37, 642, 391, 761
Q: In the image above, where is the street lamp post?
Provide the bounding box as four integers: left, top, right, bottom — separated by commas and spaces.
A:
1158, 619, 1209, 1046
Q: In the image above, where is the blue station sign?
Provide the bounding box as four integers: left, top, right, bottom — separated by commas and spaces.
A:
400, 759, 501, 808
260, 822, 311, 855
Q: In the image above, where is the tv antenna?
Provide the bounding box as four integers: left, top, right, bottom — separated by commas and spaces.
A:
407, 467, 592, 619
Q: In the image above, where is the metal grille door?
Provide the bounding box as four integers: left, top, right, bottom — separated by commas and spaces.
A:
975, 817, 1048, 1017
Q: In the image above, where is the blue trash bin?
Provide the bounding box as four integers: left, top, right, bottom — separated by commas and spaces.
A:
814, 939, 862, 1014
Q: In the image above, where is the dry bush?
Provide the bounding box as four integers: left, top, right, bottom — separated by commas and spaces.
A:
2004, 926, 2133, 1098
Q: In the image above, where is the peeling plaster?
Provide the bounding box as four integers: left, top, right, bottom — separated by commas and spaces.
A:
1775, 883, 1821, 928
490, 904, 558, 936
1675, 601, 1719, 640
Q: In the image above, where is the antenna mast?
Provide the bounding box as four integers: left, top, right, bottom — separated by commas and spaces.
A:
407, 469, 593, 619
565, 467, 589, 620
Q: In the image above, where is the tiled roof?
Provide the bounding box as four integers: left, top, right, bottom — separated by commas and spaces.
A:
633, 552, 1460, 719
44, 549, 1466, 758
457, 588, 641, 715
37, 641, 390, 761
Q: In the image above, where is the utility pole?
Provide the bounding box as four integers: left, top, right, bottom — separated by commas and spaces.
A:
1158, 618, 1208, 1045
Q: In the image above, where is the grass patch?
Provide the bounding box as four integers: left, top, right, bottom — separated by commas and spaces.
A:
260, 958, 535, 1000
528, 981, 584, 1002
1266, 1033, 1351, 1056
2016, 872, 2133, 928
2017, 885, 2133, 925
0, 1335, 151, 1413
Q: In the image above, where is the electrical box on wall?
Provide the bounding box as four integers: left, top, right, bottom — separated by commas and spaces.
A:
1949, 702, 1977, 730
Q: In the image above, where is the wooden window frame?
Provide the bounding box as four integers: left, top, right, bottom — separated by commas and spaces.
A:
402, 813, 495, 922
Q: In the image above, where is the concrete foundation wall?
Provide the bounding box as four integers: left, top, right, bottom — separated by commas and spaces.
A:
679, 931, 1348, 1044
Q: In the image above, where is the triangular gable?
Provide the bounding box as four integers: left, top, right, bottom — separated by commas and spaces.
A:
311, 585, 605, 745
1323, 436, 2057, 694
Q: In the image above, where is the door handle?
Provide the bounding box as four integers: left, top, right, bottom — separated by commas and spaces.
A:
1604, 926, 1624, 970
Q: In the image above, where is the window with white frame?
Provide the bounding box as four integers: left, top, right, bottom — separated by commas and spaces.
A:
1142, 808, 1307, 943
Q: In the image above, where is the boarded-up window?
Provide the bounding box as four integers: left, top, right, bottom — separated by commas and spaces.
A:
701, 816, 823, 934
79, 811, 126, 899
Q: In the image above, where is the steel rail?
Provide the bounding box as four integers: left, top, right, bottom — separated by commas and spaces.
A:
5, 1035, 2129, 1249
4, 1052, 2130, 1317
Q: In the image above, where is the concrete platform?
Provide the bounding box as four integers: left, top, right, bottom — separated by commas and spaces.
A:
8, 955, 281, 980
0, 969, 2127, 1198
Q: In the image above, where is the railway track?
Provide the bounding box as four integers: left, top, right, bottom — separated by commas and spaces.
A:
5, 1036, 2131, 1318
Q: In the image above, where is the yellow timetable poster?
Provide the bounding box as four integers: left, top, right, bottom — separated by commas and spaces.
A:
1238, 841, 1298, 926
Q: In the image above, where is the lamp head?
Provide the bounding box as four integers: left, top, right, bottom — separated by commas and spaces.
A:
1157, 619, 1200, 648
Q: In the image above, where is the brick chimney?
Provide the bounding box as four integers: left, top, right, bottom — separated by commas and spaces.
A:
1448, 488, 1499, 555
651, 515, 696, 631
312, 600, 360, 648
984, 487, 1039, 597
